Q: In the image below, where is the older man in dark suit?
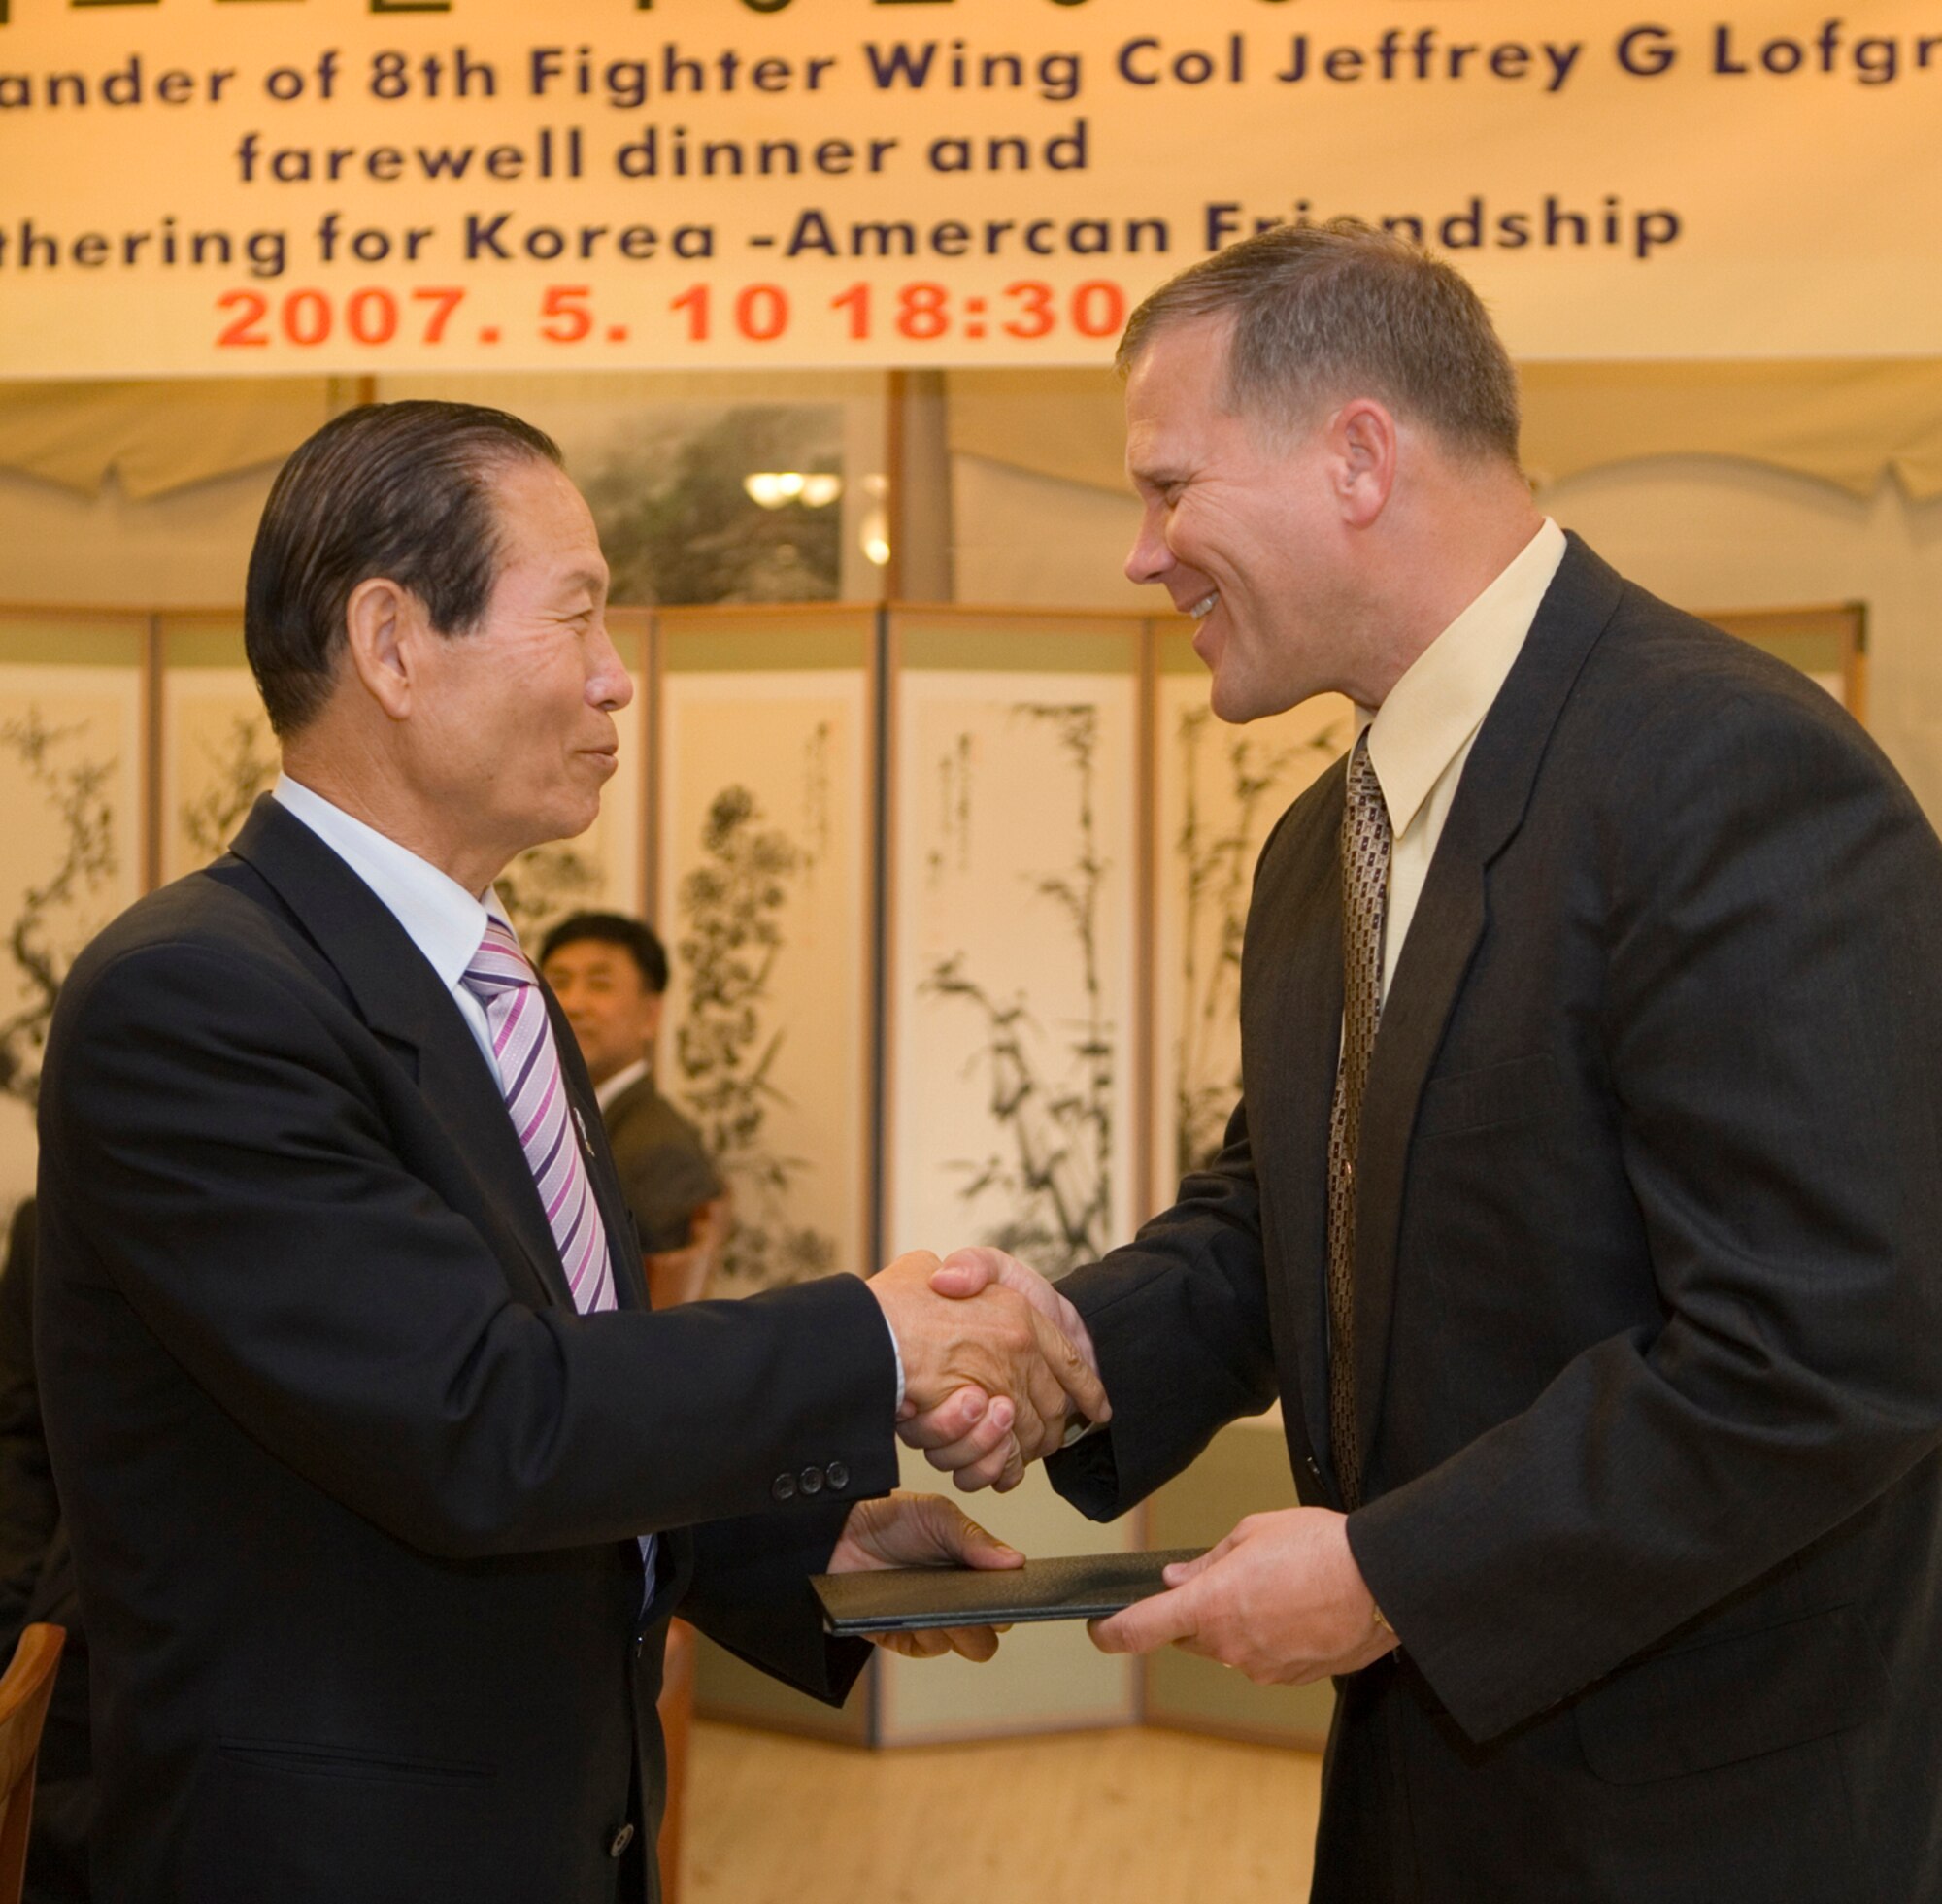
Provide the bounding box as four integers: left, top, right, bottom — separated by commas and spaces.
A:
915, 222, 1942, 1901
34, 400, 1105, 1904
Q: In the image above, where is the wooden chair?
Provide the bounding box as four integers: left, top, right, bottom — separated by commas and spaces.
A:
0, 1624, 65, 1904
645, 1194, 733, 1312
656, 1618, 697, 1904
643, 1198, 728, 1901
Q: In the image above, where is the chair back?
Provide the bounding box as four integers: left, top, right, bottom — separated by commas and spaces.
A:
646, 1194, 734, 1311
657, 1619, 698, 1904
689, 1196, 731, 1291
0, 1624, 65, 1904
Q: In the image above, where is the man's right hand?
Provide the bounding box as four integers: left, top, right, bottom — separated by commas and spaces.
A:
869, 1251, 1109, 1486
890, 1247, 1105, 1492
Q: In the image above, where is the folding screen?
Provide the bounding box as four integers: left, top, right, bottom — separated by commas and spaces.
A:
158, 616, 272, 884
654, 604, 880, 1743
1149, 624, 1355, 1215
887, 610, 1146, 1281
653, 607, 878, 1302
0, 612, 148, 1212
876, 607, 1146, 1744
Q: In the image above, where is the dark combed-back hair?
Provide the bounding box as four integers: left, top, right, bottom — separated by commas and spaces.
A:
1118, 217, 1522, 464
244, 399, 564, 737
538, 912, 670, 996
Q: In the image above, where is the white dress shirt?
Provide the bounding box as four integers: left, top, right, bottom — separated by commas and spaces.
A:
272, 773, 506, 1067
1359, 518, 1567, 998
594, 1057, 652, 1114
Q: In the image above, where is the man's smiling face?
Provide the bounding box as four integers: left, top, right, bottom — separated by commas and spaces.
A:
1122, 313, 1358, 722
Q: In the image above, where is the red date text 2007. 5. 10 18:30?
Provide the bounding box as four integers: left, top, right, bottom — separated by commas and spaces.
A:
210, 280, 1131, 350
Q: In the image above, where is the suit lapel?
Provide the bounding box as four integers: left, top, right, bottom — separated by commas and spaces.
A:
227, 797, 578, 1312
1351, 535, 1626, 1472
1245, 769, 1346, 1486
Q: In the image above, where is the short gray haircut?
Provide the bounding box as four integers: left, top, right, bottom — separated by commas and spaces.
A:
1118, 218, 1522, 463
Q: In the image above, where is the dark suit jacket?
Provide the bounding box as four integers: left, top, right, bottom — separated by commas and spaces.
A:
601, 1075, 722, 1255
34, 798, 896, 1904
1051, 537, 1942, 1903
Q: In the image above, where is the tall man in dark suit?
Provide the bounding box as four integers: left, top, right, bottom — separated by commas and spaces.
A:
912, 222, 1942, 1899
34, 400, 1106, 1904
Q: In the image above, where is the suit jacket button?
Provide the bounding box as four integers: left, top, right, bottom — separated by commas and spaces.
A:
799, 1465, 824, 1496
826, 1461, 849, 1491
772, 1473, 797, 1502
608, 1823, 635, 1858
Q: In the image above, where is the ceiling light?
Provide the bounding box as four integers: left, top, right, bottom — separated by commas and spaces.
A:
743, 472, 806, 508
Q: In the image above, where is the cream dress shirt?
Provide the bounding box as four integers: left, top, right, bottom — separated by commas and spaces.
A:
1358, 518, 1567, 1000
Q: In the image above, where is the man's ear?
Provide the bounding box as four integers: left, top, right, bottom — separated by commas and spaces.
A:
640, 991, 666, 1049
1327, 399, 1399, 529
343, 578, 425, 722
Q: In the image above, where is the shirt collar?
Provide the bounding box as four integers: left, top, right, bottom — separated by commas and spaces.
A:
271, 773, 517, 987
595, 1057, 652, 1112
1359, 518, 1567, 840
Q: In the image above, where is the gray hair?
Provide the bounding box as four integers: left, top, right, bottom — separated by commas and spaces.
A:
1118, 218, 1522, 463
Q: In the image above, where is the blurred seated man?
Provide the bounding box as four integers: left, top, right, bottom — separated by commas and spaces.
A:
540, 912, 727, 1307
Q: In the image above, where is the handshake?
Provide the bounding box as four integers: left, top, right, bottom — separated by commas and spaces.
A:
868, 1245, 1104, 1492
856, 1246, 1392, 1686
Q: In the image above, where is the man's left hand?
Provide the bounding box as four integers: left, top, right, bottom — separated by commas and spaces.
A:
826, 1490, 1023, 1661
1088, 1507, 1399, 1683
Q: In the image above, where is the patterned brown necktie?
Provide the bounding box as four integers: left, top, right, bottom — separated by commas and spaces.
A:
1326, 731, 1391, 1511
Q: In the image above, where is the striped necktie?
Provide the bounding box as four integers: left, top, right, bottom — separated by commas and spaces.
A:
1326, 731, 1391, 1512
461, 919, 656, 1598
460, 918, 617, 1318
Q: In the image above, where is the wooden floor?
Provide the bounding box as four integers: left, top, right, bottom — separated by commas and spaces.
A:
680, 1720, 1323, 1903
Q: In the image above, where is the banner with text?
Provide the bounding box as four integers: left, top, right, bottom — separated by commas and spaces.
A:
2, 0, 1939, 374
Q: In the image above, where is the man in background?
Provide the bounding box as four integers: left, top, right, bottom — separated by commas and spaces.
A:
541, 912, 727, 1307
